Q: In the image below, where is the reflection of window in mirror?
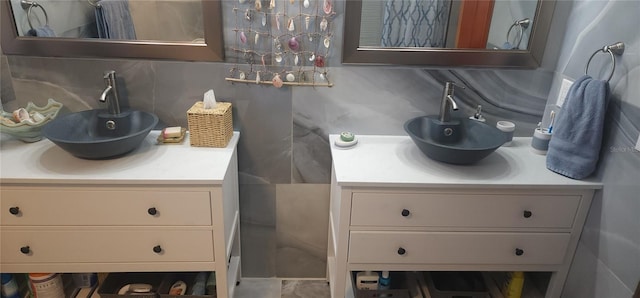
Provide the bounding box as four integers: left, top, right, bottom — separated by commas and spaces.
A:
358, 0, 537, 50
10, 0, 204, 43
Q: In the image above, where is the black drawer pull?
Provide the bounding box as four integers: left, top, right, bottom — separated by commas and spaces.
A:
401, 209, 410, 217
523, 210, 532, 218
148, 207, 157, 216
397, 247, 406, 255
20, 246, 30, 254
515, 248, 524, 256
9, 207, 20, 215
153, 245, 162, 253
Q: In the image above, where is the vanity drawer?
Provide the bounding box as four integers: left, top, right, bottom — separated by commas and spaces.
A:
348, 231, 570, 265
1, 189, 212, 226
351, 192, 581, 228
1, 228, 214, 263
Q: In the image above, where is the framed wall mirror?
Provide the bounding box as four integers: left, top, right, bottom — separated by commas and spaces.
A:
0, 0, 224, 61
343, 0, 555, 67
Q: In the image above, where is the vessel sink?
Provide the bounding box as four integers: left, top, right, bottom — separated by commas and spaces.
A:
42, 109, 159, 159
404, 116, 507, 165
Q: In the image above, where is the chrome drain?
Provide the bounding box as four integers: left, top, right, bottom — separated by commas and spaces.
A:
106, 120, 116, 130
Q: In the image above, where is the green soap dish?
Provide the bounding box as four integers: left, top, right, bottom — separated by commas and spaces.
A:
340, 131, 355, 142
335, 132, 357, 149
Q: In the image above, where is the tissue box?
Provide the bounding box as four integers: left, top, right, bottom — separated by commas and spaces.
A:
187, 101, 233, 148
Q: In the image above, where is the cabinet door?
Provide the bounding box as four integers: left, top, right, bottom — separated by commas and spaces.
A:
348, 231, 570, 265
1, 189, 212, 226
1, 229, 214, 263
351, 192, 581, 228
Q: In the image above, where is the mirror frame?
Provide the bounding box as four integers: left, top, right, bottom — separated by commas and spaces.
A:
343, 0, 555, 68
0, 0, 224, 61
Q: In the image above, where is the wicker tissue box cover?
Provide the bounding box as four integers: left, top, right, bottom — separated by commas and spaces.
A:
187, 101, 233, 147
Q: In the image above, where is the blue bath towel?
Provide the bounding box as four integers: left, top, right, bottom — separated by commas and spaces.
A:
546, 75, 609, 179
95, 0, 136, 40
27, 25, 56, 37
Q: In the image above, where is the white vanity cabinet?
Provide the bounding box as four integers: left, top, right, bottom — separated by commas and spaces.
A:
327, 136, 602, 298
0, 132, 241, 298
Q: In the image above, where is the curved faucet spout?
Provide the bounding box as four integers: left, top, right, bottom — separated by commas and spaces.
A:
446, 95, 458, 110
100, 85, 113, 103
439, 82, 461, 122
99, 70, 121, 115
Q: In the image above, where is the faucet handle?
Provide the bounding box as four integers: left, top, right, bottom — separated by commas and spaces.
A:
446, 81, 466, 90
104, 70, 116, 79
103, 70, 116, 86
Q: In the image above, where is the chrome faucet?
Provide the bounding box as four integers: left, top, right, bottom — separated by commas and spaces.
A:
99, 70, 121, 115
439, 81, 462, 122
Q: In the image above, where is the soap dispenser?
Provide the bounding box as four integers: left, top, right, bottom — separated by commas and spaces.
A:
469, 105, 486, 122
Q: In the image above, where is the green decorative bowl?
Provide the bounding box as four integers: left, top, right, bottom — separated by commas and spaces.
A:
0, 98, 64, 142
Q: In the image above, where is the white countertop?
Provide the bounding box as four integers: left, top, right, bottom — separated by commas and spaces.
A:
330, 135, 602, 189
0, 131, 239, 185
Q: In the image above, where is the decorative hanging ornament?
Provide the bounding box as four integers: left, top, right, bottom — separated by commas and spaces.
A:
323, 0, 331, 14
269, 0, 275, 9
320, 17, 328, 31
274, 38, 282, 50
255, 33, 260, 44
288, 37, 300, 51
239, 71, 246, 80
272, 74, 284, 88
309, 53, 315, 61
314, 55, 325, 67
305, 16, 311, 30
294, 54, 299, 65
239, 0, 246, 4
286, 73, 295, 82
255, 0, 262, 11
262, 13, 267, 26
240, 31, 247, 44
245, 9, 251, 21
256, 71, 261, 84
303, 0, 310, 8
324, 37, 330, 48
288, 18, 295, 31
275, 53, 283, 63
275, 13, 281, 31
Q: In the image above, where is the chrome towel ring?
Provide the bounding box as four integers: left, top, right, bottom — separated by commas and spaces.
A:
585, 42, 625, 82
505, 18, 530, 49
20, 0, 48, 30
87, 0, 101, 7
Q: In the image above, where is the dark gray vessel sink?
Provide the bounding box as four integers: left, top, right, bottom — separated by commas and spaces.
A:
404, 116, 507, 165
42, 109, 158, 159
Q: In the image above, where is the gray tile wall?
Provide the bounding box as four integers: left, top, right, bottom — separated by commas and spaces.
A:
8, 0, 634, 284
541, 0, 640, 296
1, 54, 16, 105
